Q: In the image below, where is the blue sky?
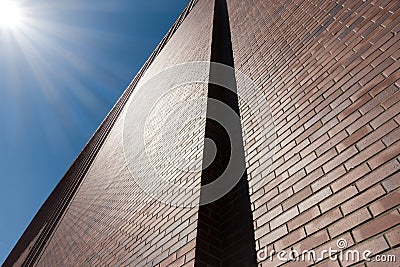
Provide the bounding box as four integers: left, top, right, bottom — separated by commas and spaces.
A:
0, 0, 188, 263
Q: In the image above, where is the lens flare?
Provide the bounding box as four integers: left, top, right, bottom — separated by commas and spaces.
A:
0, 0, 22, 28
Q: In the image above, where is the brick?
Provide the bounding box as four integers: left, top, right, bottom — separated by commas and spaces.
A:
182, 260, 195, 267
256, 243, 274, 261
322, 99, 352, 124
259, 225, 288, 247
370, 101, 400, 130
341, 184, 386, 215
367, 248, 400, 267
381, 90, 400, 110
300, 133, 330, 158
384, 225, 400, 247
161, 235, 180, 251
261, 172, 285, 194
369, 188, 400, 216
292, 230, 330, 256
311, 166, 346, 192
315, 259, 341, 267
176, 239, 195, 258
276, 153, 301, 176
352, 210, 400, 242
347, 106, 384, 135
153, 250, 171, 266
319, 185, 358, 213
382, 125, 400, 147
256, 205, 283, 228
270, 207, 299, 230
337, 124, 373, 153
350, 75, 384, 102
306, 148, 337, 174
289, 152, 317, 176
295, 167, 324, 192
279, 258, 312, 267
169, 256, 185, 266
254, 187, 278, 209
330, 163, 370, 192
316, 130, 348, 157
282, 186, 313, 211
323, 146, 358, 173
250, 187, 266, 204
338, 93, 370, 122
298, 187, 332, 212
395, 113, 400, 124
290, 205, 321, 231
328, 208, 372, 238
314, 233, 355, 263
357, 120, 398, 151
329, 112, 361, 137
267, 188, 294, 210
278, 169, 307, 193
360, 84, 399, 115
253, 204, 268, 220
344, 141, 385, 171
368, 141, 400, 169
382, 171, 400, 192
367, 69, 398, 96
305, 208, 342, 235
304, 106, 329, 129
255, 223, 270, 240
357, 158, 400, 191
340, 236, 389, 267
274, 227, 307, 251
160, 253, 177, 267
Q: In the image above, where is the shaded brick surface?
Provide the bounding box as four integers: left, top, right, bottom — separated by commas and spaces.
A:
227, 0, 400, 265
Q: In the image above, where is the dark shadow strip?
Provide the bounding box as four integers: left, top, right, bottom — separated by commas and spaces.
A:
195, 0, 257, 266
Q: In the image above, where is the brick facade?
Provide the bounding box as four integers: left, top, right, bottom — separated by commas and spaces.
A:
6, 0, 400, 266
227, 0, 400, 266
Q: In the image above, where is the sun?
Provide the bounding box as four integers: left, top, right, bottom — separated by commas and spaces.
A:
0, 0, 22, 28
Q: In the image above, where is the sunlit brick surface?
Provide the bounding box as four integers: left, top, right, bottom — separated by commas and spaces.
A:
227, 0, 400, 266
35, 1, 213, 266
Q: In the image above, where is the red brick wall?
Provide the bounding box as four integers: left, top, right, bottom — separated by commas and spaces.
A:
227, 0, 400, 266
33, 1, 213, 266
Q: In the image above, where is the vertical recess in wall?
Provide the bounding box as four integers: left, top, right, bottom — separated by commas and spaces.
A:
195, 0, 257, 266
